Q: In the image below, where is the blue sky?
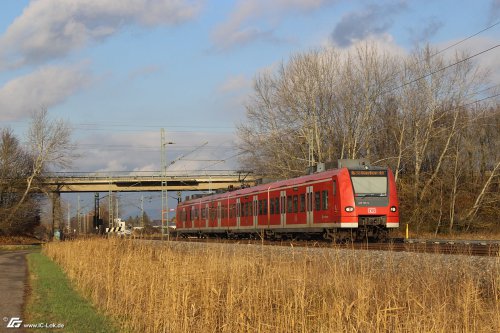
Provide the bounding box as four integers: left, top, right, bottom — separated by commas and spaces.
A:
1, 0, 499, 220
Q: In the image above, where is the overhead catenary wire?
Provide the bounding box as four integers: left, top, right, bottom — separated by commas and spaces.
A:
431, 20, 500, 58
382, 44, 500, 96
6, 21, 500, 178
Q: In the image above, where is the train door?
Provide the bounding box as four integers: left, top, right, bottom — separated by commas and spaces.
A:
217, 201, 221, 228
236, 198, 241, 228
253, 195, 258, 228
198, 203, 202, 228
306, 186, 314, 225
204, 203, 209, 228
280, 190, 286, 226
181, 207, 186, 229
332, 179, 339, 219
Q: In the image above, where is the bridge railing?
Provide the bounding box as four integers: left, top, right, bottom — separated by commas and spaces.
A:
47, 170, 256, 180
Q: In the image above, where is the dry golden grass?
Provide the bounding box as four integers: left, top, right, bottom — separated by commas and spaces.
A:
43, 239, 499, 333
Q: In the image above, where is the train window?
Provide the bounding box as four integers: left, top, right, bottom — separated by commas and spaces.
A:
263, 199, 268, 215
247, 202, 252, 217
275, 198, 280, 214
293, 195, 298, 213
332, 180, 337, 195
270, 199, 274, 214
286, 195, 292, 213
314, 191, 321, 211
300, 194, 305, 212
322, 190, 328, 210
259, 200, 263, 215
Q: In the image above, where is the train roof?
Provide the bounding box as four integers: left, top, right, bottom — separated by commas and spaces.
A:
179, 166, 388, 206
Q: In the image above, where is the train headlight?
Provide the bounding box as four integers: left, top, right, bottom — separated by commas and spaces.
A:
390, 206, 397, 212
345, 206, 354, 212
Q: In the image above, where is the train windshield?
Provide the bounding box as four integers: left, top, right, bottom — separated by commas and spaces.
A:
349, 170, 387, 197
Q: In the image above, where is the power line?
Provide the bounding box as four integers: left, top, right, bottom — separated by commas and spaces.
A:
466, 83, 500, 99
377, 21, 500, 98
462, 92, 500, 108
383, 44, 500, 96
431, 20, 500, 58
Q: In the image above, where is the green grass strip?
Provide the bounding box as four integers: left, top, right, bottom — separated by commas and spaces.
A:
26, 252, 119, 333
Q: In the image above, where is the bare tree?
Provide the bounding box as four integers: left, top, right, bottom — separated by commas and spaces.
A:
5, 108, 76, 231
238, 44, 399, 177
238, 43, 498, 234
0, 128, 38, 234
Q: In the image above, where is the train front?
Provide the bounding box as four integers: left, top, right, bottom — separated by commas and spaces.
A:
343, 167, 399, 240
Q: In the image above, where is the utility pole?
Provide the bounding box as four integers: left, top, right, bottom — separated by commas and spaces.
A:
116, 195, 119, 221
67, 202, 70, 234
141, 194, 144, 227
308, 130, 315, 168
161, 128, 174, 240
108, 179, 113, 228
77, 195, 80, 234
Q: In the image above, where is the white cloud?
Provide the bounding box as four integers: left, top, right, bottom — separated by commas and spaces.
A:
96, 159, 128, 173
133, 164, 157, 172
218, 74, 251, 93
0, 0, 203, 69
341, 34, 408, 58
0, 64, 91, 121
70, 130, 240, 173
212, 0, 337, 50
435, 36, 500, 89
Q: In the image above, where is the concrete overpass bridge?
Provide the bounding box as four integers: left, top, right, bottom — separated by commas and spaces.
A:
45, 170, 260, 193
44, 170, 260, 233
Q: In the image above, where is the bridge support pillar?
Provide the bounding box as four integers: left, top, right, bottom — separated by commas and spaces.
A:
51, 191, 62, 239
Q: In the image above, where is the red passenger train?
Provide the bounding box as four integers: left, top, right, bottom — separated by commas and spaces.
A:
175, 161, 399, 241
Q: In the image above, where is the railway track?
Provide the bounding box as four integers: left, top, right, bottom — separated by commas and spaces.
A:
142, 236, 500, 257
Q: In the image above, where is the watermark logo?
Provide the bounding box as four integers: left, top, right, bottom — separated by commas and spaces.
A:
3, 317, 64, 329
6, 317, 22, 328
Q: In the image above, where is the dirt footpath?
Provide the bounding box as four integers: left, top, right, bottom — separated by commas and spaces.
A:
0, 250, 32, 333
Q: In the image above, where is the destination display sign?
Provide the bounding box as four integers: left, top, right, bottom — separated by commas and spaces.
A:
350, 170, 387, 177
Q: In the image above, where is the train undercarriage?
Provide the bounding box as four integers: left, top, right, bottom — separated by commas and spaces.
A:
175, 221, 391, 243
